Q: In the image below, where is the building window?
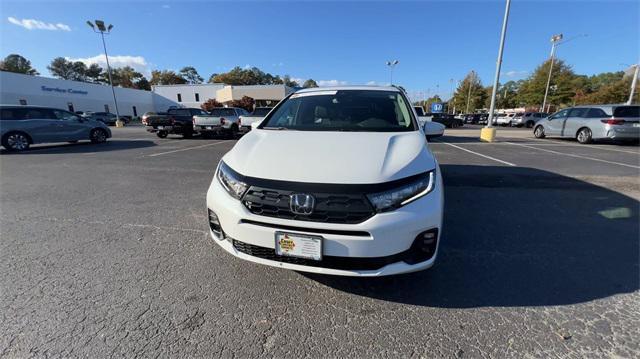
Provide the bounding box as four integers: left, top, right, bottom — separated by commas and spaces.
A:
177, 93, 182, 102
132, 106, 138, 117
19, 99, 27, 105
195, 93, 200, 102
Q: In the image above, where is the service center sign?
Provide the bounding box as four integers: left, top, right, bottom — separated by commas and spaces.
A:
431, 102, 444, 113
41, 86, 88, 95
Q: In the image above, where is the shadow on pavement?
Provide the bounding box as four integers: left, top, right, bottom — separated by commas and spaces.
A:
303, 165, 639, 308
0, 139, 157, 155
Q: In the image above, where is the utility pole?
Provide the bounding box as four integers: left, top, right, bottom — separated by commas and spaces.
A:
87, 20, 122, 127
482, 0, 511, 142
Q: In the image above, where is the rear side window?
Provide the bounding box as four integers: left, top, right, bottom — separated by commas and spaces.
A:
23, 108, 56, 119
1, 108, 25, 120
568, 108, 588, 117
168, 109, 190, 116
586, 108, 609, 118
613, 106, 640, 118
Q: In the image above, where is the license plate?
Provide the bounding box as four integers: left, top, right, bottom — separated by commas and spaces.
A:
633, 123, 640, 128
275, 232, 322, 261
157, 126, 164, 129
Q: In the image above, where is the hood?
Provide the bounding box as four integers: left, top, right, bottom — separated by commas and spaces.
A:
223, 130, 436, 184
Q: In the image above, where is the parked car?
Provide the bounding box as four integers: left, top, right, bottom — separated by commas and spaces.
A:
429, 113, 463, 128
464, 113, 488, 124
1, 105, 111, 151
84, 112, 119, 125
192, 107, 248, 138
206, 86, 443, 276
146, 107, 209, 138
413, 107, 446, 138
496, 113, 515, 126
239, 107, 272, 133
141, 111, 162, 126
533, 105, 640, 144
510, 112, 548, 128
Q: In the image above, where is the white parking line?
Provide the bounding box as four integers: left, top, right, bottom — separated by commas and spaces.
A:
146, 140, 231, 157
433, 140, 516, 166
504, 141, 640, 169
511, 137, 640, 155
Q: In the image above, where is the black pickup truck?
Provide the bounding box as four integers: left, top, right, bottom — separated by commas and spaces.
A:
146, 108, 209, 138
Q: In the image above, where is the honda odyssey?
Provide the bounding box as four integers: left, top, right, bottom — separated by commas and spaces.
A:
206, 87, 444, 276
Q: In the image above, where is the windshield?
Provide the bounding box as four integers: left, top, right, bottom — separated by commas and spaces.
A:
252, 108, 271, 117
261, 90, 416, 132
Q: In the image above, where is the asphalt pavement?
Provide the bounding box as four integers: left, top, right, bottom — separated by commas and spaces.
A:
1, 125, 638, 358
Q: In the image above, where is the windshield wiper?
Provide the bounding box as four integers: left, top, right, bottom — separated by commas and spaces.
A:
262, 126, 289, 130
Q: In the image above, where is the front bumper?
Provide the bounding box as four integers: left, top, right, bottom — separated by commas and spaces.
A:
206, 170, 444, 276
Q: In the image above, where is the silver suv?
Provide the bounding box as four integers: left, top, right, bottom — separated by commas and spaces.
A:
1, 106, 112, 151
533, 105, 639, 144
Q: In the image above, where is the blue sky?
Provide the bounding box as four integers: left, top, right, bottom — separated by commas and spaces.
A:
1, 0, 638, 100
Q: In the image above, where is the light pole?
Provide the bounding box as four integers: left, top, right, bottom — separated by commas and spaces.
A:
626, 64, 639, 105
386, 60, 399, 85
482, 0, 511, 142
449, 78, 454, 113
87, 20, 122, 127
540, 34, 563, 113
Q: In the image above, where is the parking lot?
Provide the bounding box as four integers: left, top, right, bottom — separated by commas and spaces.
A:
1, 125, 638, 358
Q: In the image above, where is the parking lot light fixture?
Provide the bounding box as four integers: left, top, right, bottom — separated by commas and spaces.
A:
386, 60, 399, 85
482, 0, 511, 143
87, 20, 122, 127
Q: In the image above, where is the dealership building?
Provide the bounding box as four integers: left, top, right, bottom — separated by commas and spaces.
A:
0, 71, 294, 116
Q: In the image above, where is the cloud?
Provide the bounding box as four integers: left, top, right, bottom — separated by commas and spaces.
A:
365, 81, 390, 86
161, 4, 170, 9
66, 54, 150, 76
272, 62, 284, 67
504, 70, 528, 78
290, 77, 306, 85
8, 17, 71, 31
317, 79, 348, 87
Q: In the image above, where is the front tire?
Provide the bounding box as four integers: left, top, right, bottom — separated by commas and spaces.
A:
534, 125, 546, 138
2, 132, 31, 151
90, 128, 108, 143
156, 131, 168, 138
576, 127, 592, 144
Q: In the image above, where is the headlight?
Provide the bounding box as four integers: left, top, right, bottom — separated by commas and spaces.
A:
216, 161, 248, 199
366, 171, 435, 212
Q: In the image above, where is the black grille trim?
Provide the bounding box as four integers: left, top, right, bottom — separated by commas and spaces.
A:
232, 239, 408, 271
240, 219, 371, 237
243, 187, 375, 224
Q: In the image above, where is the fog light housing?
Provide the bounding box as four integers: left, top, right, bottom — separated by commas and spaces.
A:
208, 209, 224, 240
404, 228, 439, 264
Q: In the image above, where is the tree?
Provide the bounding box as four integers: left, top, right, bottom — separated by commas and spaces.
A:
150, 70, 187, 85
282, 75, 299, 87
517, 59, 578, 109
210, 66, 288, 86
575, 77, 637, 105
48, 57, 88, 81
180, 66, 203, 84
85, 63, 104, 83
302, 79, 319, 88
451, 71, 486, 113
134, 77, 151, 91
201, 98, 223, 112
0, 54, 39, 75
230, 96, 255, 112
111, 66, 144, 88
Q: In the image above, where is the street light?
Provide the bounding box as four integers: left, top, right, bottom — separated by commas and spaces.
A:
87, 19, 122, 127
386, 60, 399, 85
541, 33, 588, 112
482, 0, 512, 142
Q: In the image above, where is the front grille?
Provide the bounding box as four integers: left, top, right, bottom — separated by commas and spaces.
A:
242, 187, 375, 224
232, 239, 406, 271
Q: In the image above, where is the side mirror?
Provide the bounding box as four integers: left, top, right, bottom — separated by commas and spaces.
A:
423, 121, 445, 139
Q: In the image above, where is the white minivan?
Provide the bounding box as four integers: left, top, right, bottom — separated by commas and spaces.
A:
206, 87, 444, 276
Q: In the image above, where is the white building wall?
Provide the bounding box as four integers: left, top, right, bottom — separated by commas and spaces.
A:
152, 83, 225, 109
0, 71, 157, 116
